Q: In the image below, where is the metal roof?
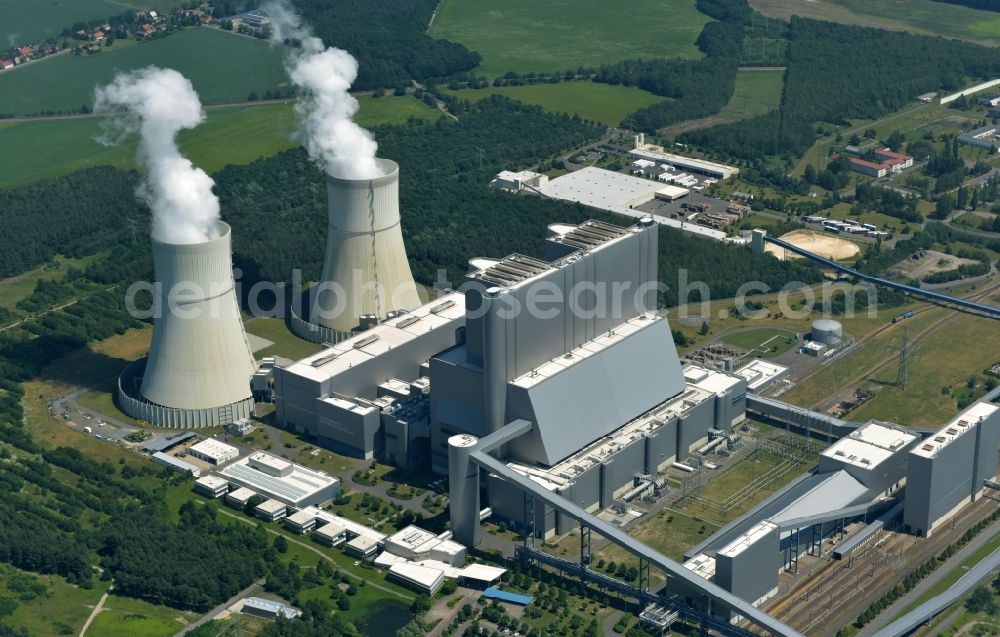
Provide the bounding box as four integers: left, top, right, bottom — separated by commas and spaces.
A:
143, 432, 196, 452
483, 587, 534, 605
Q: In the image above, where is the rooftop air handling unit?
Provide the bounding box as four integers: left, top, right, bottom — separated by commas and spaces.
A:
293, 158, 421, 340
118, 221, 257, 428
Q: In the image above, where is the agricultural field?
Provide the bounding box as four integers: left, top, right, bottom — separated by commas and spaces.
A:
445, 81, 665, 127
721, 327, 798, 358
429, 0, 709, 77
662, 69, 785, 136
0, 0, 192, 46
750, 0, 1000, 47
0, 96, 438, 189
0, 27, 287, 116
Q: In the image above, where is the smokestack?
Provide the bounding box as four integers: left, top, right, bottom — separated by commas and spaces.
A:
119, 222, 257, 427
312, 158, 421, 333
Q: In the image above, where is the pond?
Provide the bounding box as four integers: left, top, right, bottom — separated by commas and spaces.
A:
357, 598, 414, 636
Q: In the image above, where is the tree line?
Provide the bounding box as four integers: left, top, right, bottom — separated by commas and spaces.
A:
681, 17, 1000, 163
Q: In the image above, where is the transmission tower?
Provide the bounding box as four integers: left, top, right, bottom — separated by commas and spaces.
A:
896, 327, 909, 388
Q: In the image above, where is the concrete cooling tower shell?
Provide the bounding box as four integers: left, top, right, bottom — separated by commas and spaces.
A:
119, 221, 256, 428
313, 158, 421, 333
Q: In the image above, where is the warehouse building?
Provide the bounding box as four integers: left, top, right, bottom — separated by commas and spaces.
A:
387, 561, 446, 595
217, 452, 341, 508
152, 452, 201, 476
187, 438, 240, 465
491, 170, 548, 193
629, 136, 739, 180
904, 401, 1000, 536
959, 125, 1000, 152
241, 597, 300, 621
535, 168, 733, 241
735, 360, 789, 394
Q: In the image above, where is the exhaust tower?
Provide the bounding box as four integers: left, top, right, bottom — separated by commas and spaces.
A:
118, 221, 257, 427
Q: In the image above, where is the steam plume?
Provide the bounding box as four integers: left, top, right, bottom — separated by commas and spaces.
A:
94, 67, 220, 244
263, 0, 381, 179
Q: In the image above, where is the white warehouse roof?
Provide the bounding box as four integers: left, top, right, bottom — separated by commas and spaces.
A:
218, 453, 339, 506
189, 438, 239, 463
821, 422, 916, 470
913, 402, 999, 458
628, 148, 739, 179
537, 168, 725, 241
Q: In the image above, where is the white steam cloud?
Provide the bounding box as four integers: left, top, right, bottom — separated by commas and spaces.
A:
94, 67, 220, 244
263, 0, 381, 179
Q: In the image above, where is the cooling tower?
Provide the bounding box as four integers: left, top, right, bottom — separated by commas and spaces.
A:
313, 158, 421, 333
119, 221, 257, 428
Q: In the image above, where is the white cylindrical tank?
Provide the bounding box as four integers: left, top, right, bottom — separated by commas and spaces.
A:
810, 318, 843, 345
313, 158, 421, 333
140, 221, 257, 410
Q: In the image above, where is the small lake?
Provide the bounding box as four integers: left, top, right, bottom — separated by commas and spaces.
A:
358, 598, 414, 636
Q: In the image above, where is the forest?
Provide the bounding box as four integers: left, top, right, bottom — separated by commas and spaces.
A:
932, 0, 1000, 9
591, 0, 749, 131
290, 0, 481, 90
681, 17, 1000, 162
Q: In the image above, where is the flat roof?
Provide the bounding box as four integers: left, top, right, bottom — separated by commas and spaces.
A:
195, 475, 229, 490
821, 421, 916, 469
307, 507, 386, 542
387, 525, 439, 551
219, 454, 339, 506
256, 498, 286, 514
152, 452, 200, 473
286, 292, 465, 383
736, 360, 788, 392
913, 402, 999, 458
286, 508, 316, 526
537, 167, 726, 240
243, 597, 300, 619
684, 553, 716, 580
189, 438, 239, 461
628, 147, 739, 177
347, 535, 379, 550
684, 365, 742, 395
227, 486, 256, 501
717, 520, 777, 558
315, 522, 346, 537
459, 563, 506, 583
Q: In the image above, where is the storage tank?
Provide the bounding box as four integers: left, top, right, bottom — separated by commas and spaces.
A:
118, 221, 257, 427
312, 158, 421, 333
810, 318, 843, 345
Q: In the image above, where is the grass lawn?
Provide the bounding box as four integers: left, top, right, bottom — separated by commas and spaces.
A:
0, 564, 109, 637
243, 317, 325, 361
0, 95, 436, 190
430, 0, 709, 77
445, 81, 664, 127
721, 327, 797, 358
750, 0, 1000, 47
850, 307, 1000, 427
0, 27, 287, 116
87, 595, 196, 637
1, 0, 191, 46
0, 254, 98, 310
662, 69, 784, 135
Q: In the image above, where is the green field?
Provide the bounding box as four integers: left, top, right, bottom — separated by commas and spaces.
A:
243, 317, 325, 361
721, 327, 797, 358
445, 81, 664, 126
751, 0, 1000, 47
87, 595, 196, 637
0, 564, 109, 637
0, 27, 287, 116
430, 0, 710, 77
0, 254, 97, 310
662, 69, 785, 135
1, 0, 192, 46
0, 96, 438, 189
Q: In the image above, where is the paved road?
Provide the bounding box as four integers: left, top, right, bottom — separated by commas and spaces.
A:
175, 578, 265, 636
858, 518, 1000, 636
425, 590, 482, 637
78, 589, 110, 637
603, 610, 625, 635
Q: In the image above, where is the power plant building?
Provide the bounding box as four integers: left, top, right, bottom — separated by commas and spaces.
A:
217, 452, 341, 508
275, 217, 748, 540
904, 402, 1000, 536
118, 222, 257, 428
